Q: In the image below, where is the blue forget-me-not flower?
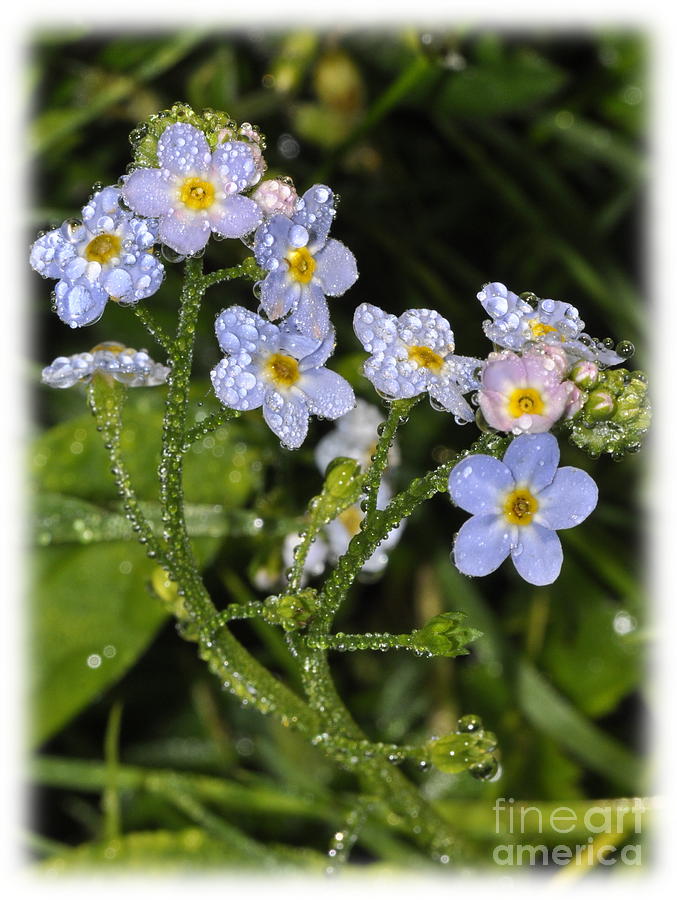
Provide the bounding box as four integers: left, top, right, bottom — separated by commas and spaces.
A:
122, 123, 264, 256
448, 433, 598, 585
353, 303, 482, 421
210, 305, 356, 449
30, 186, 164, 328
252, 184, 358, 341
41, 342, 170, 389
477, 282, 623, 367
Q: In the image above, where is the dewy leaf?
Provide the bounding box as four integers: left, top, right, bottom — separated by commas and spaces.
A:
33, 493, 270, 546
31, 396, 261, 508
439, 50, 566, 118
30, 542, 167, 747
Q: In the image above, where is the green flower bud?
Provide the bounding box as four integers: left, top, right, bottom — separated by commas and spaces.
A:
324, 456, 363, 497
130, 103, 261, 169
562, 367, 651, 458
427, 726, 499, 776
264, 589, 318, 630
570, 360, 599, 390
412, 612, 482, 658
584, 389, 616, 421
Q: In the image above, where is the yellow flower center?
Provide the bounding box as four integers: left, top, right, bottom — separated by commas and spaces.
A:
84, 233, 121, 264
286, 247, 316, 284
264, 353, 300, 388
503, 487, 539, 526
339, 505, 363, 537
529, 320, 558, 339
507, 387, 545, 418
90, 342, 126, 354
407, 345, 445, 374
179, 176, 215, 210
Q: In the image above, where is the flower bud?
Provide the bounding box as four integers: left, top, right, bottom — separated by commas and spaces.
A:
324, 456, 363, 498
264, 589, 318, 630
571, 359, 599, 390
584, 389, 616, 421
251, 178, 299, 218
563, 383, 584, 420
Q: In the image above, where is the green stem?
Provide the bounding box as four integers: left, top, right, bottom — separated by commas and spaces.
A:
158, 256, 212, 620
86, 376, 161, 560
146, 257, 320, 733
362, 397, 419, 519
184, 409, 241, 447
306, 630, 426, 653
132, 304, 173, 355
201, 258, 265, 290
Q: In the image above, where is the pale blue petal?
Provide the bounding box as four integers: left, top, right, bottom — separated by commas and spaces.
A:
362, 347, 430, 399
511, 524, 563, 585
253, 214, 294, 271
211, 141, 261, 192
214, 305, 279, 356
299, 368, 355, 420
102, 266, 133, 300
277, 327, 327, 365
157, 123, 211, 175
30, 230, 76, 278
55, 278, 108, 327
444, 354, 483, 392
536, 467, 598, 530
353, 303, 398, 353
41, 353, 94, 388
449, 456, 513, 515
314, 239, 358, 296
128, 215, 159, 251
124, 252, 165, 300
397, 309, 454, 354
263, 389, 309, 449
294, 326, 336, 370
293, 184, 335, 248
208, 194, 262, 239
292, 282, 331, 340
122, 169, 173, 217
158, 213, 211, 255
428, 375, 474, 420
533, 298, 583, 340
62, 256, 88, 282
259, 269, 299, 321
453, 514, 512, 577
81, 186, 122, 231
503, 433, 560, 492
210, 352, 265, 411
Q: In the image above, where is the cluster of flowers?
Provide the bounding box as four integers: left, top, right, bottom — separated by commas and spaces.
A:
32, 110, 647, 589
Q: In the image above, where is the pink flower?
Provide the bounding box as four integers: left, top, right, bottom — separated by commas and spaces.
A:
479, 349, 579, 434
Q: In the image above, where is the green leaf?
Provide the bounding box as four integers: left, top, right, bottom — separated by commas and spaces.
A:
31, 542, 167, 747
31, 395, 262, 508
542, 579, 642, 719
439, 50, 566, 117
517, 659, 644, 793
33, 493, 276, 546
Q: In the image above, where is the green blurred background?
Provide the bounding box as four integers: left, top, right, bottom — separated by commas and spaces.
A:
28, 27, 649, 872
